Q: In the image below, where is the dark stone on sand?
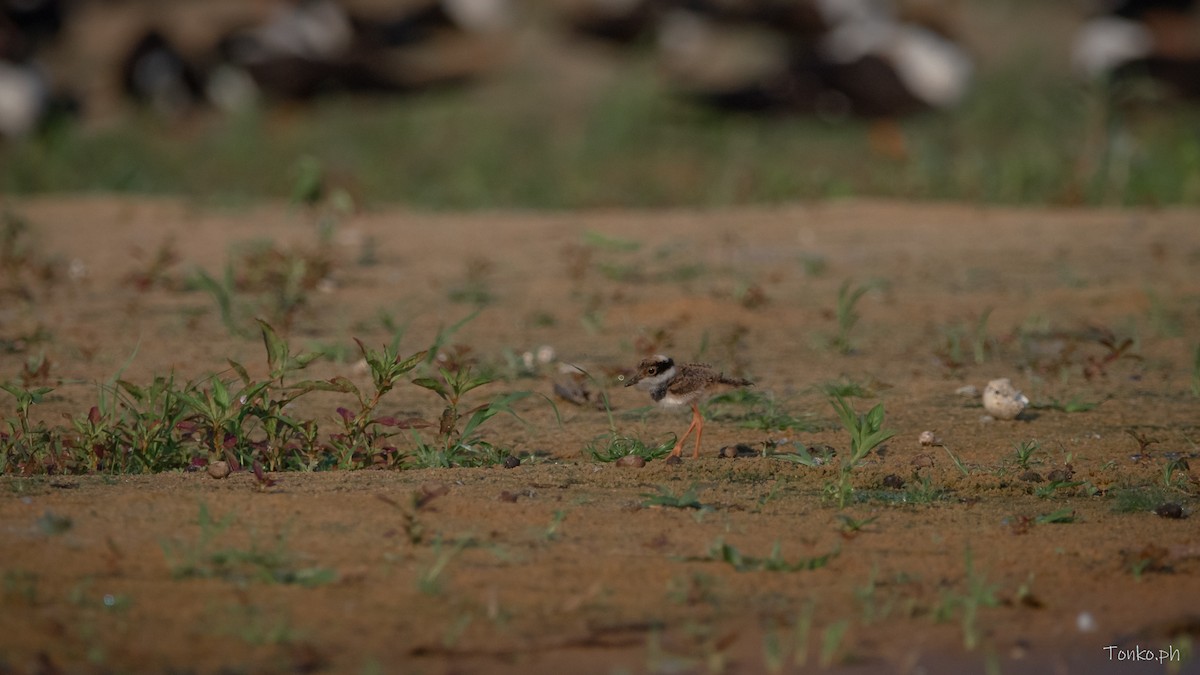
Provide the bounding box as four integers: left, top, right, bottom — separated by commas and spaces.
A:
1154, 503, 1185, 519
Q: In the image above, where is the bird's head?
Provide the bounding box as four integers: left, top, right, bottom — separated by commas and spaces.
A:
625, 355, 675, 389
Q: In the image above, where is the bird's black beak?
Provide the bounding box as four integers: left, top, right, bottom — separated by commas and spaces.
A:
623, 375, 639, 387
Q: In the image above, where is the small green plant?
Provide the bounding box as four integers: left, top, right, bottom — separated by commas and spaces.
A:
819, 620, 850, 668
828, 395, 895, 508
1034, 508, 1077, 524
409, 367, 536, 468
417, 537, 470, 594
905, 474, 948, 503
703, 389, 819, 433
837, 514, 878, 535
941, 443, 970, 476
0, 381, 58, 473
700, 539, 836, 573
1162, 457, 1190, 490
817, 378, 874, 398
793, 600, 816, 668
176, 374, 269, 468
934, 547, 999, 650
641, 483, 706, 510
1110, 486, 1173, 513
323, 342, 427, 468
541, 510, 567, 542
161, 503, 335, 586
1033, 396, 1100, 413
1012, 439, 1042, 469
832, 281, 870, 354
854, 565, 893, 623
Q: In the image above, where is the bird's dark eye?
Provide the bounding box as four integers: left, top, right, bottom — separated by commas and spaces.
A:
648, 366, 658, 375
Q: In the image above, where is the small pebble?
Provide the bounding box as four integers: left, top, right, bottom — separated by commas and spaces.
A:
420, 482, 450, 498
911, 454, 935, 469
207, 461, 231, 479
1154, 503, 1185, 519
882, 474, 906, 489
1076, 611, 1097, 633
664, 455, 682, 466
615, 455, 646, 468
503, 455, 521, 469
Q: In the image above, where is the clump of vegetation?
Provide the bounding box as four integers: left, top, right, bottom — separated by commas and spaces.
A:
0, 317, 551, 475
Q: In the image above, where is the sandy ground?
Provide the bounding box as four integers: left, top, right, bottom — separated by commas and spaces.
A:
1, 197, 1199, 674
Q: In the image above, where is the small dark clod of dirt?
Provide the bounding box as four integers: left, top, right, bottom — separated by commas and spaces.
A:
1154, 503, 1185, 519
1046, 467, 1075, 482
882, 474, 906, 489
719, 444, 757, 458
498, 491, 519, 503
1019, 470, 1044, 483
503, 455, 521, 469
664, 455, 682, 466
911, 454, 935, 469
615, 455, 646, 468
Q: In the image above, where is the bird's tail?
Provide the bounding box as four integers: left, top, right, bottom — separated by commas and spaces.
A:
718, 374, 753, 387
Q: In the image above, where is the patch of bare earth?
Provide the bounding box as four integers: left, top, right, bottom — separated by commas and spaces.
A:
1, 197, 1198, 674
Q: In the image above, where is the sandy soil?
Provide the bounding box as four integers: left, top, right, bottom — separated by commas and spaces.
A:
1, 197, 1199, 674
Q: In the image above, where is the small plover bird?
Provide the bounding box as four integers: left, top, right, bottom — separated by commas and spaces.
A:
624, 355, 752, 459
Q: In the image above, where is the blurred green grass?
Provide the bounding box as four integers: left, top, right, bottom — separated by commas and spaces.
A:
3, 55, 1199, 209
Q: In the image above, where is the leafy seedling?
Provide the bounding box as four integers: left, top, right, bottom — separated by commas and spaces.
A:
1012, 440, 1042, 469
829, 395, 895, 508
322, 342, 427, 468
836, 514, 878, 537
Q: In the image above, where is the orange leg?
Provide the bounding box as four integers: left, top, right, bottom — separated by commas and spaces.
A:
691, 404, 704, 458
671, 406, 702, 458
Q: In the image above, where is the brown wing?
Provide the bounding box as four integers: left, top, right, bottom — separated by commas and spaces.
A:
679, 362, 752, 388
667, 363, 719, 395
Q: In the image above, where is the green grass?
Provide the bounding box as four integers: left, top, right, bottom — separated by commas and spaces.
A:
4, 57, 1199, 208
161, 503, 336, 586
